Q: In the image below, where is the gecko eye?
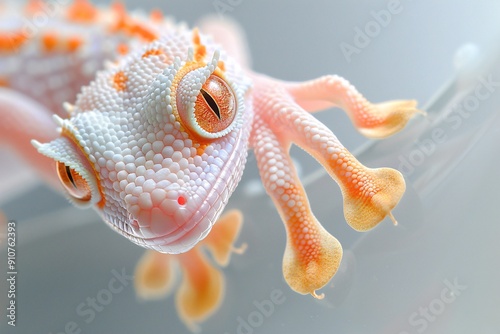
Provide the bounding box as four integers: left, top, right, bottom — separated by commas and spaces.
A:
56, 161, 92, 202
177, 74, 237, 139
195, 75, 236, 133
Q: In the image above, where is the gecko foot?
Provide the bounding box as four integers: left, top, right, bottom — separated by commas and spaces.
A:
134, 209, 245, 332
285, 75, 424, 139
134, 250, 176, 300
342, 167, 405, 231
251, 74, 411, 297
356, 100, 424, 139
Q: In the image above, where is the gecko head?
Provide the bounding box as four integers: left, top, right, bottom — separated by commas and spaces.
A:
33, 29, 252, 254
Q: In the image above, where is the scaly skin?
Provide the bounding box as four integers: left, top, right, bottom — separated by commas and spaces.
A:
0, 0, 422, 330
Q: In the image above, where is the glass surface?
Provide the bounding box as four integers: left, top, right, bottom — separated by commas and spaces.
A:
1, 1, 499, 333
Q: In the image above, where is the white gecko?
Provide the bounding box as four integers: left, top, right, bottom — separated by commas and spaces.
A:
0, 0, 422, 330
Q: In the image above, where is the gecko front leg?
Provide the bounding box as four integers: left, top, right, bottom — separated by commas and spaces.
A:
251, 116, 343, 298
250, 73, 418, 296
286, 75, 423, 138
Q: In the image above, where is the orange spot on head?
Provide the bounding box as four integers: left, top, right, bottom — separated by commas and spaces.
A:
67, 0, 98, 23
150, 9, 163, 22
195, 45, 206, 62
192, 28, 206, 62
117, 43, 129, 55
110, 2, 158, 42
142, 49, 165, 58
113, 71, 128, 91
66, 36, 83, 52
42, 32, 59, 52
192, 28, 201, 45
0, 31, 28, 53
217, 60, 226, 72
129, 23, 158, 42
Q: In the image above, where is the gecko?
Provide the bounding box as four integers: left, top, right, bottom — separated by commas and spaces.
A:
0, 0, 422, 331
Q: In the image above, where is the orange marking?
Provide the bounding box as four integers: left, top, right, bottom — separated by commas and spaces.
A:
193, 28, 201, 45
42, 32, 59, 52
192, 28, 206, 61
111, 2, 130, 33
67, 0, 98, 23
0, 77, 9, 87
0, 31, 28, 53
142, 49, 164, 58
117, 43, 129, 55
196, 146, 206, 156
66, 36, 83, 52
113, 71, 128, 91
217, 60, 226, 72
195, 45, 206, 62
111, 2, 158, 42
150, 9, 163, 22
129, 23, 157, 42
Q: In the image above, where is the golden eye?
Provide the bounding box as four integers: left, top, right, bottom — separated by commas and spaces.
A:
56, 161, 92, 201
194, 75, 236, 134
177, 74, 238, 139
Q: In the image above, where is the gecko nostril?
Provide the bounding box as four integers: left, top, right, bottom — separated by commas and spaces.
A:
177, 196, 187, 206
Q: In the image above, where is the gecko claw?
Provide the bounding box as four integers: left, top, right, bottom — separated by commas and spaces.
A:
231, 242, 248, 255
388, 212, 398, 226
311, 291, 325, 300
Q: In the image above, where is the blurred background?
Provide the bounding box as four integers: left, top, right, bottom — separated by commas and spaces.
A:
1, 0, 500, 333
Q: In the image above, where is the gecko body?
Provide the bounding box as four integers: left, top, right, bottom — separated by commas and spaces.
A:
0, 0, 422, 330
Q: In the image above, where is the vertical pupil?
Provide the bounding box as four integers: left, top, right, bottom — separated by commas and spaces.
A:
66, 165, 77, 188
201, 88, 221, 120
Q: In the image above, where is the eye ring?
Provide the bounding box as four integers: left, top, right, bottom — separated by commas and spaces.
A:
56, 161, 92, 202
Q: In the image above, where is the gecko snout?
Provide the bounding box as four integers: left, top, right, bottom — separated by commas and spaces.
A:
123, 188, 213, 253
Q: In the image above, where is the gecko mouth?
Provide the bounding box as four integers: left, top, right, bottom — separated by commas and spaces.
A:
106, 209, 212, 254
